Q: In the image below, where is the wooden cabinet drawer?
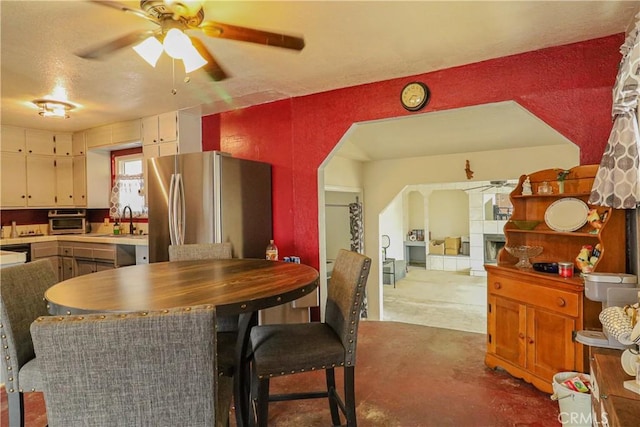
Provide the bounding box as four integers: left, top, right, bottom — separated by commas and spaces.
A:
59, 246, 73, 257
31, 242, 58, 259
73, 246, 115, 261
488, 274, 579, 317
93, 248, 115, 261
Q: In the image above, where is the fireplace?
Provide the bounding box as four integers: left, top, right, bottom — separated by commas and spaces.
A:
484, 234, 505, 264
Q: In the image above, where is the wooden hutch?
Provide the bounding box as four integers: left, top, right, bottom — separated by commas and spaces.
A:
485, 165, 626, 394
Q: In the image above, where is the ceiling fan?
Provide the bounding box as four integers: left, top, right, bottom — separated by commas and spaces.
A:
464, 180, 516, 192
77, 0, 305, 81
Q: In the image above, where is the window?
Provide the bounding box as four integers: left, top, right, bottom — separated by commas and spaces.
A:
110, 149, 146, 218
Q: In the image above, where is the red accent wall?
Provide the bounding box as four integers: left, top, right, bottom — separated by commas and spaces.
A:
203, 34, 624, 269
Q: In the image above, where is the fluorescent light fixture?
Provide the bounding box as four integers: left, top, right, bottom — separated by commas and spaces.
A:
133, 36, 163, 67
33, 99, 74, 119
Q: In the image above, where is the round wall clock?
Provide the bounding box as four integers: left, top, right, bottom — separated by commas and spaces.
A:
400, 82, 430, 111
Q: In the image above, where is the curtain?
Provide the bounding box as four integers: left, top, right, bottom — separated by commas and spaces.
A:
109, 173, 145, 218
590, 17, 640, 209
348, 200, 367, 318
348, 201, 364, 253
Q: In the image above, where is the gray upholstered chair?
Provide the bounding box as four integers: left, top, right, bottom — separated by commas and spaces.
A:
168, 242, 236, 425
0, 259, 58, 427
31, 305, 233, 427
168, 242, 237, 374
249, 249, 371, 427
168, 242, 232, 261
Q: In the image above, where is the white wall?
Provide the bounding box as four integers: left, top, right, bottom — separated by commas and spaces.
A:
379, 192, 404, 260
325, 191, 359, 261
360, 144, 579, 320
428, 190, 469, 240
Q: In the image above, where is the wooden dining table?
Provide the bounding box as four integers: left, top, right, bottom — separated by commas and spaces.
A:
44, 258, 320, 427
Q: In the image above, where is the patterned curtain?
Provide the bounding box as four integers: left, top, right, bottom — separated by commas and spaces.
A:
590, 18, 640, 209
348, 200, 367, 317
349, 201, 364, 253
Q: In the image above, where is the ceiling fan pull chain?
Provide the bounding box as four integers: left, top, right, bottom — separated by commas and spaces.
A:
171, 58, 177, 95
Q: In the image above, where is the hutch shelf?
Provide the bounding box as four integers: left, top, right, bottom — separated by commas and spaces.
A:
485, 165, 626, 394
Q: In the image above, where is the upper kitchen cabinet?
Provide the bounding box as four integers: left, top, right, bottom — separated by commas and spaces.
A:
24, 129, 72, 156
26, 155, 57, 206
72, 132, 85, 156
54, 133, 73, 156
142, 112, 177, 145
85, 119, 141, 150
0, 125, 26, 153
25, 129, 54, 155
1, 152, 27, 206
141, 108, 201, 155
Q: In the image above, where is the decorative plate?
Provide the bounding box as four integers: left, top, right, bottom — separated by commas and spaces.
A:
544, 198, 589, 232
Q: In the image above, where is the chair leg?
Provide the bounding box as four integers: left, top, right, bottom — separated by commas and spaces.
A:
326, 368, 341, 426
7, 391, 25, 427
250, 361, 270, 427
344, 367, 357, 427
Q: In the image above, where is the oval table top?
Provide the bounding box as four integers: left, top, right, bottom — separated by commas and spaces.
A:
45, 258, 319, 316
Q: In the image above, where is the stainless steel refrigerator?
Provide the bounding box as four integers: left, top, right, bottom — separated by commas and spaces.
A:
147, 151, 272, 263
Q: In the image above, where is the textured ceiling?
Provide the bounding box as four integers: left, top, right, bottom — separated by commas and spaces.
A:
1, 1, 638, 160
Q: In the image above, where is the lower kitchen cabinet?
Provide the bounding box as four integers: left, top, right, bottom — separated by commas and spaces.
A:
31, 240, 136, 279
485, 265, 599, 394
31, 241, 61, 280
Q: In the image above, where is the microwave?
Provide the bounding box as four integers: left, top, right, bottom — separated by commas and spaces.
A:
48, 209, 88, 235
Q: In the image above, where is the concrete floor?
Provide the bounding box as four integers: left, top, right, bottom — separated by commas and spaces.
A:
383, 268, 487, 334
1, 320, 561, 426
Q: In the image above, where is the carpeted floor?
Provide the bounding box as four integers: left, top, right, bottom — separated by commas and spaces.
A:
383, 268, 487, 334
1, 321, 561, 427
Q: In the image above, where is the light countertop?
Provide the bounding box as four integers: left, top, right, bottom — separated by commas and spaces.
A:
0, 234, 148, 247
0, 249, 27, 266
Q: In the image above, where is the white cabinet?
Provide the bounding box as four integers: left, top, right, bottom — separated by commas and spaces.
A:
0, 152, 27, 206
73, 155, 87, 206
111, 119, 141, 145
140, 108, 201, 196
24, 129, 72, 156
72, 132, 86, 156
55, 157, 75, 206
25, 129, 55, 155
26, 155, 56, 206
85, 125, 112, 149
55, 133, 73, 156
86, 120, 141, 149
142, 112, 177, 145
0, 125, 26, 153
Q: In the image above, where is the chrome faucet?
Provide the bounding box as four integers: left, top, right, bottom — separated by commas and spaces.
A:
122, 205, 134, 235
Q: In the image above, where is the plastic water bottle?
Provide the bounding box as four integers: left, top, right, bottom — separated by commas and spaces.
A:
266, 240, 278, 261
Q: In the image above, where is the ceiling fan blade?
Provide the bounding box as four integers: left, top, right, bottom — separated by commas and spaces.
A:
89, 0, 159, 24
77, 30, 154, 59
199, 21, 305, 51
189, 36, 229, 81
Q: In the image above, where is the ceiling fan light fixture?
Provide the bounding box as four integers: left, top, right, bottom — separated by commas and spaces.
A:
163, 28, 190, 59
133, 36, 164, 67
182, 45, 207, 73
33, 99, 74, 119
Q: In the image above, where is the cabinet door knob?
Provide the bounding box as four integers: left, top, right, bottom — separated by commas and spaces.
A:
600, 394, 608, 400
528, 337, 534, 344
557, 298, 566, 307
518, 332, 525, 339
494, 282, 502, 289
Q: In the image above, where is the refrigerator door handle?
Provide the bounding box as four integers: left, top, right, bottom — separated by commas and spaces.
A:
176, 173, 186, 245
168, 173, 177, 246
